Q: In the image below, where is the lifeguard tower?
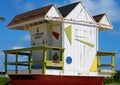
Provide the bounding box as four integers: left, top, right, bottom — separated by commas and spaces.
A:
4, 2, 116, 85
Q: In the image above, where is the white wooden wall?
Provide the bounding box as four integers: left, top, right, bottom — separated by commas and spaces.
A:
30, 24, 48, 69
63, 2, 98, 75
63, 23, 97, 75
29, 23, 62, 69
46, 6, 61, 18
99, 15, 111, 26
65, 3, 95, 24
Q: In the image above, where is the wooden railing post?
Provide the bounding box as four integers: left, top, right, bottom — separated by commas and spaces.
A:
5, 53, 7, 74
29, 51, 32, 73
42, 49, 47, 74
111, 55, 115, 73
97, 54, 100, 72
61, 50, 64, 71
15, 52, 18, 74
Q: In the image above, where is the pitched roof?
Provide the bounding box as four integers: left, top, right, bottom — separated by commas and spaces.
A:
8, 4, 53, 27
93, 14, 105, 22
58, 2, 80, 17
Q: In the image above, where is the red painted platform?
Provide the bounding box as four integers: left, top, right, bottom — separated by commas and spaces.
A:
9, 74, 104, 85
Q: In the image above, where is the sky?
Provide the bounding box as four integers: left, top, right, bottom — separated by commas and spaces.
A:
0, 0, 120, 71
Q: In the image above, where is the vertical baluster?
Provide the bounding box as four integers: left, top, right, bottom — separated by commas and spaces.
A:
15, 52, 18, 74
42, 49, 47, 74
61, 49, 64, 71
29, 51, 32, 73
5, 53, 7, 74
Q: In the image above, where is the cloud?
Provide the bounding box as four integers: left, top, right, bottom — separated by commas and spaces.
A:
10, 34, 30, 51
14, 0, 36, 12
12, 46, 24, 49
23, 2, 36, 11
70, 0, 120, 23
0, 50, 4, 57
0, 50, 4, 71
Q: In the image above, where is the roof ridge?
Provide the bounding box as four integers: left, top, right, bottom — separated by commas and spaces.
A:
93, 13, 105, 22
58, 1, 81, 8
93, 13, 105, 17
58, 1, 81, 17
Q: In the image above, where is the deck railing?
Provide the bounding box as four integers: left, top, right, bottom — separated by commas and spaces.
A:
97, 51, 116, 74
3, 46, 65, 74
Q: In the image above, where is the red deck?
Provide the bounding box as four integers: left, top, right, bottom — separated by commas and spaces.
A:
9, 74, 104, 85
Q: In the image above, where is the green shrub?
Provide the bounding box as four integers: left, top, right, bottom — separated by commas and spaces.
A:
103, 77, 114, 84
113, 70, 120, 82
0, 77, 10, 85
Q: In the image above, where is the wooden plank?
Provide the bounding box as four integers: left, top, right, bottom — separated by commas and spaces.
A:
97, 51, 116, 56
10, 52, 30, 56
3, 46, 64, 54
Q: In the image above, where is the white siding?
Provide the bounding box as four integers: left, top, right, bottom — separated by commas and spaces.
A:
46, 6, 61, 18
62, 2, 97, 75
63, 23, 97, 75
65, 3, 95, 24
99, 15, 111, 26
30, 24, 48, 47
30, 23, 48, 69
50, 25, 62, 62
29, 23, 62, 69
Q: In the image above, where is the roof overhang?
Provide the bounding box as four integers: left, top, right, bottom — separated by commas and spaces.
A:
8, 18, 45, 30
98, 24, 113, 31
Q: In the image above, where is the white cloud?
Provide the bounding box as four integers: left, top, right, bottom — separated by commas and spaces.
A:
14, 0, 36, 12
23, 2, 36, 11
12, 34, 30, 48
12, 46, 24, 49
70, 0, 120, 23
0, 50, 4, 57
0, 50, 4, 71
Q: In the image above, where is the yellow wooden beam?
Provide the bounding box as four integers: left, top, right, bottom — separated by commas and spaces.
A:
42, 49, 47, 74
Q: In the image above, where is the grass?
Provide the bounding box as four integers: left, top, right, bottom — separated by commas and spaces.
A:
0, 76, 10, 85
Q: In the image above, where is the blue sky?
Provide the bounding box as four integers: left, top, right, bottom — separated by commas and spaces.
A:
0, 0, 120, 71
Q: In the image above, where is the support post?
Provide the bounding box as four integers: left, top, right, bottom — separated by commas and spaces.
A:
15, 52, 18, 74
97, 55, 100, 72
29, 51, 32, 73
42, 49, 47, 74
111, 55, 115, 73
5, 53, 7, 74
61, 50, 64, 71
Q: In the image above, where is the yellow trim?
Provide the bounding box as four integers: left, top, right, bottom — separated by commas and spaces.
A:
75, 39, 94, 47
65, 25, 72, 44
90, 56, 97, 72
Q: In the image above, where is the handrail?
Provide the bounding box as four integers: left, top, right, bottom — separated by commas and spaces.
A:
3, 46, 64, 54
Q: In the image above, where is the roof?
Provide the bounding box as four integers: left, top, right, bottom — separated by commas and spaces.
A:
8, 4, 53, 27
93, 14, 105, 22
58, 2, 80, 17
